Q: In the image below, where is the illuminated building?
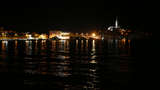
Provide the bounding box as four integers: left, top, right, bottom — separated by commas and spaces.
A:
38, 34, 48, 39
90, 33, 100, 39
49, 30, 61, 38
31, 32, 40, 39
108, 17, 120, 31
25, 33, 33, 40
0, 27, 18, 39
59, 32, 70, 39
49, 30, 70, 39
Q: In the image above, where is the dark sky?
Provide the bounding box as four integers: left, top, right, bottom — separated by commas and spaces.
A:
0, 0, 156, 33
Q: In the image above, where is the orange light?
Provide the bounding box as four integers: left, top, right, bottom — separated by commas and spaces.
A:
92, 33, 96, 37
38, 34, 47, 39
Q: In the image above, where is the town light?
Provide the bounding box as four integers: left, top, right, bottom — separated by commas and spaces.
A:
92, 33, 96, 37
39, 34, 47, 39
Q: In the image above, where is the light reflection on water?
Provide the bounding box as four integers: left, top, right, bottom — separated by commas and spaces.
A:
0, 39, 139, 89
2, 40, 8, 51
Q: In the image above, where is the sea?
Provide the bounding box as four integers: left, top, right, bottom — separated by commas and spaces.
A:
0, 38, 154, 90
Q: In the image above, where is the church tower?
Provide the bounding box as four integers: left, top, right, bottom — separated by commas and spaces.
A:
115, 17, 119, 28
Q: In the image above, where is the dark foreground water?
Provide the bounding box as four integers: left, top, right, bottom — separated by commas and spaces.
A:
0, 38, 153, 89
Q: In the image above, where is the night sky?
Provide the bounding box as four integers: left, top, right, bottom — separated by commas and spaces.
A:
0, 0, 156, 33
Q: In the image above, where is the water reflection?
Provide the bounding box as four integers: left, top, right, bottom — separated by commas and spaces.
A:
25, 40, 32, 55
2, 40, 8, 51
0, 39, 136, 89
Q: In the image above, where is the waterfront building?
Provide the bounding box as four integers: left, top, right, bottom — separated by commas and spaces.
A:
108, 17, 120, 31
49, 30, 70, 39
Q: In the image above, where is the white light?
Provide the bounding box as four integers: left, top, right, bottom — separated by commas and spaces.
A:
92, 33, 96, 37
57, 35, 70, 39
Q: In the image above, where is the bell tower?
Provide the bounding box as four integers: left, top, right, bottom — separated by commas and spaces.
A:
115, 17, 119, 28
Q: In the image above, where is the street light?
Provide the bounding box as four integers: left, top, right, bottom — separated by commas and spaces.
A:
92, 33, 96, 37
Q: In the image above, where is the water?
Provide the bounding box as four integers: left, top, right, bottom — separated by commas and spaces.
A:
0, 38, 153, 89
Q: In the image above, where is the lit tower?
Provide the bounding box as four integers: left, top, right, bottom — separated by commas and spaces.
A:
107, 17, 120, 31
115, 17, 119, 28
